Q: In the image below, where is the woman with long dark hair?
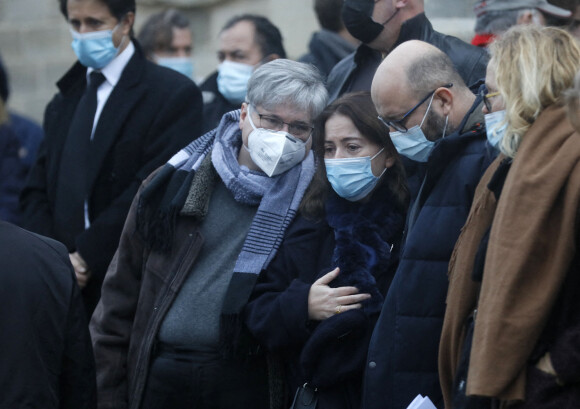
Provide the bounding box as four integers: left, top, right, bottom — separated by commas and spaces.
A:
245, 91, 408, 409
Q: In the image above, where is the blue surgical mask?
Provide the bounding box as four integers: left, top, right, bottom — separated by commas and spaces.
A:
389, 94, 437, 162
156, 56, 194, 79
324, 148, 386, 202
217, 60, 254, 104
484, 110, 507, 149
70, 26, 122, 69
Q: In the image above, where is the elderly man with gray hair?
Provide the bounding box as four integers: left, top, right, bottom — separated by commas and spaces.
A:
90, 59, 328, 409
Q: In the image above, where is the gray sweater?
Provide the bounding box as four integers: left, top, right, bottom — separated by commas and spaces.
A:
158, 179, 258, 350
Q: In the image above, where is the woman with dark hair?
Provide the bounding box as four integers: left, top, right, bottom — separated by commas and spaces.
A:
245, 92, 408, 409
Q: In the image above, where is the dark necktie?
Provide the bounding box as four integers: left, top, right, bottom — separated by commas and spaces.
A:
53, 71, 106, 249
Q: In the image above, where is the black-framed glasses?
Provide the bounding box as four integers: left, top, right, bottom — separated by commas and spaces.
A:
251, 105, 313, 139
480, 88, 501, 112
378, 83, 453, 133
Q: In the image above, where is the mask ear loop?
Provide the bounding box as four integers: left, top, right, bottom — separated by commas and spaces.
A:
381, 7, 400, 25
419, 93, 436, 129
442, 115, 448, 139
370, 147, 385, 160
115, 23, 130, 53
370, 147, 388, 179
242, 104, 258, 153
246, 104, 258, 131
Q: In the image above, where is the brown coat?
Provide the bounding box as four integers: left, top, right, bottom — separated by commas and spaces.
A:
439, 154, 503, 408
439, 103, 580, 404
90, 171, 204, 409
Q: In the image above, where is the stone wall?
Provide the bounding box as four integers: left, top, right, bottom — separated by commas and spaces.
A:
0, 0, 477, 123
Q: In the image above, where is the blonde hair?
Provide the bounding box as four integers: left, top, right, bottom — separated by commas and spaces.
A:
488, 25, 580, 158
563, 69, 580, 107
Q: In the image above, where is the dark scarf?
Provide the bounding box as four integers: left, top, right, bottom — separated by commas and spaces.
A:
137, 110, 316, 356
299, 183, 405, 387
325, 183, 405, 315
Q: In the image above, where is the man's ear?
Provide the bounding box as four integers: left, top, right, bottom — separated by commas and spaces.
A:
239, 102, 249, 130
434, 87, 453, 117
395, 0, 409, 10
120, 11, 135, 36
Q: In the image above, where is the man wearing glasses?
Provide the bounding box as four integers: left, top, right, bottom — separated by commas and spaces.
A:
91, 59, 328, 409
363, 40, 495, 409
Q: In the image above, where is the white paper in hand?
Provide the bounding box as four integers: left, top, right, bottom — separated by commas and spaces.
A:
406, 394, 437, 409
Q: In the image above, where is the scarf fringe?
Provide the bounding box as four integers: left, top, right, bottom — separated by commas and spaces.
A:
219, 313, 243, 359
136, 128, 217, 252
219, 271, 261, 357
138, 169, 194, 252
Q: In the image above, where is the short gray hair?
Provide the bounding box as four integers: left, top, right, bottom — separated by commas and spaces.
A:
246, 59, 328, 120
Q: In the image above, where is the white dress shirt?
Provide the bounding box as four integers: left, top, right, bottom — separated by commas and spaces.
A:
86, 40, 135, 139
83, 40, 135, 228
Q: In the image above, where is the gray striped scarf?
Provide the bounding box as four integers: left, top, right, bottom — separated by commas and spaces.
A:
137, 110, 315, 355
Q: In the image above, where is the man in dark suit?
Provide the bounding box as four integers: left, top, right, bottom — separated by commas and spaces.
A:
20, 0, 204, 316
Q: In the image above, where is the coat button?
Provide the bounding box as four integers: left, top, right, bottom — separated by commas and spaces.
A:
368, 361, 377, 369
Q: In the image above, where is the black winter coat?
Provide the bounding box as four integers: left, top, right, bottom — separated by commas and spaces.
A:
298, 29, 357, 79
362, 99, 495, 409
0, 221, 96, 409
246, 187, 405, 409
0, 124, 23, 224
20, 41, 204, 315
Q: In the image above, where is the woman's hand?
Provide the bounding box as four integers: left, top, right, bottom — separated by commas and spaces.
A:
307, 267, 371, 321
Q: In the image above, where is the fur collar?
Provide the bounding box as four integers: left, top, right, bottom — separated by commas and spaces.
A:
325, 184, 405, 315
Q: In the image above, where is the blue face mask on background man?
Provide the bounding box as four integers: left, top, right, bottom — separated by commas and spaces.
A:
217, 60, 254, 105
325, 148, 386, 202
156, 56, 194, 80
70, 25, 123, 69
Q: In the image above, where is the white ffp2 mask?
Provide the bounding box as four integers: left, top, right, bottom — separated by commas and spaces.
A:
245, 105, 309, 177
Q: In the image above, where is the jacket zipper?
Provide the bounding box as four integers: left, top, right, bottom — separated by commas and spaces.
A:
130, 230, 203, 409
